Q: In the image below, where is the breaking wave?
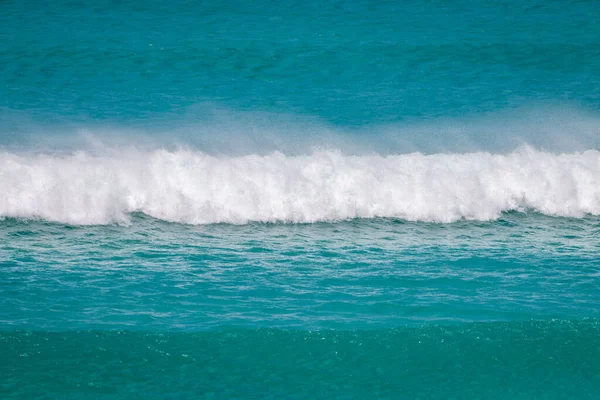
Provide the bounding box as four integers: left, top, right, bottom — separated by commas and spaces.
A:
1, 146, 599, 225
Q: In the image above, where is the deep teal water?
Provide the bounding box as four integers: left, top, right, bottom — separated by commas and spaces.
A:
2, 0, 600, 398
3, 320, 600, 400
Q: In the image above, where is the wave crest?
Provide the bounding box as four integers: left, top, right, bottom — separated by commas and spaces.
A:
1, 147, 599, 224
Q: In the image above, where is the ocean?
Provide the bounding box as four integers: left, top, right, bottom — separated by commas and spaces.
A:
1, 0, 600, 398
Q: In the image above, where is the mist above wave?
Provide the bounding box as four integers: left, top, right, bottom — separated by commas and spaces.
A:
1, 147, 599, 225
2, 104, 600, 156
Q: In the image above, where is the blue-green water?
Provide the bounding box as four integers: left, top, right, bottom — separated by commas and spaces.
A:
1, 0, 600, 398
3, 321, 600, 399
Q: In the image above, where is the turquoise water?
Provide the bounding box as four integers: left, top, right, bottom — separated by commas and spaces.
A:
2, 0, 600, 398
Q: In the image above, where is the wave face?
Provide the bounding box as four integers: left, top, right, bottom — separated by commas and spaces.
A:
1, 147, 599, 225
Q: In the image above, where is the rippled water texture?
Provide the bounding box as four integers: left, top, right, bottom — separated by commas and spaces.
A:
2, 0, 600, 125
2, 214, 599, 330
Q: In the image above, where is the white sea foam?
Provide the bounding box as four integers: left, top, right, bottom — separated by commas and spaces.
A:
1, 147, 599, 225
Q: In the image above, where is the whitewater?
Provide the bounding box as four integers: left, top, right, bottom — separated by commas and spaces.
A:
1, 146, 599, 225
